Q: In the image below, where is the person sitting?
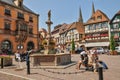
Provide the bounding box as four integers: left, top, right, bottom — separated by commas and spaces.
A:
89, 47, 99, 72
76, 50, 88, 70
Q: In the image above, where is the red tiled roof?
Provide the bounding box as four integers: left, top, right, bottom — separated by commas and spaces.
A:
39, 28, 47, 33
59, 23, 70, 34
59, 22, 84, 34
85, 10, 109, 25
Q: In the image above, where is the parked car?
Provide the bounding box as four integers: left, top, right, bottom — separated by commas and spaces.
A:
115, 46, 120, 53
96, 47, 105, 54
75, 48, 83, 54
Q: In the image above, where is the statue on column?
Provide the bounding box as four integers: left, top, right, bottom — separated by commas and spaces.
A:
48, 10, 51, 20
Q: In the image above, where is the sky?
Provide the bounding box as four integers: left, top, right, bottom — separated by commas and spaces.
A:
24, 0, 120, 31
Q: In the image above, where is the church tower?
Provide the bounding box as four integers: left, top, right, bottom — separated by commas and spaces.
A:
92, 2, 95, 15
78, 7, 83, 23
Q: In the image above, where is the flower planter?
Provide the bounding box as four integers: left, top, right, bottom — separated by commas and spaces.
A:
110, 51, 118, 55
0, 56, 12, 66
71, 50, 75, 54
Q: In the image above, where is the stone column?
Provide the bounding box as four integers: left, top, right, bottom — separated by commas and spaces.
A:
45, 10, 53, 54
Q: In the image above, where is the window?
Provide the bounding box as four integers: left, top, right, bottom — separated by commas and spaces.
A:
19, 1, 22, 7
17, 12, 24, 19
29, 16, 33, 22
85, 25, 89, 31
79, 34, 82, 38
91, 17, 95, 21
29, 28, 33, 34
114, 33, 119, 38
113, 23, 119, 29
89, 25, 92, 30
20, 24, 27, 31
97, 16, 102, 20
102, 22, 108, 28
4, 22, 11, 30
96, 23, 102, 29
1, 40, 11, 50
91, 24, 96, 30
4, 9, 11, 16
16, 23, 27, 31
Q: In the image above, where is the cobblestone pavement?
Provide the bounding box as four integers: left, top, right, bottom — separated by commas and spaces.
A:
0, 54, 120, 80
0, 73, 27, 80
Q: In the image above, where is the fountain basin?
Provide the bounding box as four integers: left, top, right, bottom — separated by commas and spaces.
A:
30, 53, 71, 66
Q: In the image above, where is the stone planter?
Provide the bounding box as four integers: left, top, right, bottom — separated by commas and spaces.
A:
110, 50, 118, 55
71, 50, 75, 54
0, 57, 12, 66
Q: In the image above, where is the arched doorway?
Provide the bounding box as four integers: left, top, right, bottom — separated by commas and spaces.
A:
27, 41, 34, 50
1, 40, 12, 54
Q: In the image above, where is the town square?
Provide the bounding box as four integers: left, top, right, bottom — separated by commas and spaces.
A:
0, 0, 120, 80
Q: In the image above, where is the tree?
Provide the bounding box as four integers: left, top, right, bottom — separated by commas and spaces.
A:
110, 35, 115, 51
110, 35, 118, 55
71, 38, 75, 51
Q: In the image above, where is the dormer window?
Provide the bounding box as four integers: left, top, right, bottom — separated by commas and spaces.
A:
14, 0, 23, 7
19, 1, 22, 7
97, 16, 102, 20
91, 17, 95, 21
4, 9, 11, 16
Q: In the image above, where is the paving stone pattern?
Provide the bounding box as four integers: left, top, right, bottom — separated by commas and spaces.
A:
0, 54, 120, 80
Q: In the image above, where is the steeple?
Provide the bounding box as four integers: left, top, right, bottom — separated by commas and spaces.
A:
92, 2, 95, 15
78, 7, 83, 23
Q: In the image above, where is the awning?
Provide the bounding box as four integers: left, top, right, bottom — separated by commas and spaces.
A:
84, 42, 109, 47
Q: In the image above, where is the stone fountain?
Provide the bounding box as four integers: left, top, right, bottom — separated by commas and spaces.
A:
30, 10, 71, 67
44, 10, 55, 54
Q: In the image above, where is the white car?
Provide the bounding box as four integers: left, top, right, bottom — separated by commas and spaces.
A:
115, 46, 120, 53
96, 47, 105, 54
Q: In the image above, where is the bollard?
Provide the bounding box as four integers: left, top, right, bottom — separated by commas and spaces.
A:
98, 67, 103, 80
27, 60, 30, 74
26, 53, 30, 74
1, 58, 4, 68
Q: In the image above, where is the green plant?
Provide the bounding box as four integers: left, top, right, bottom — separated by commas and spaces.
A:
110, 35, 115, 51
71, 38, 75, 51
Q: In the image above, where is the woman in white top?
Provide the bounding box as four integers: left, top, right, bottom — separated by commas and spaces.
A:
15, 51, 21, 62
